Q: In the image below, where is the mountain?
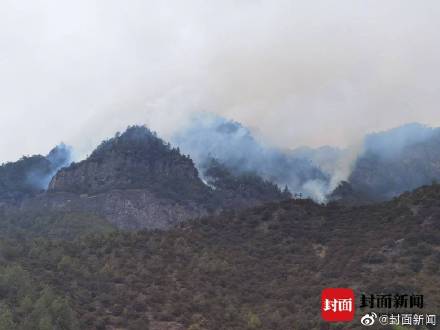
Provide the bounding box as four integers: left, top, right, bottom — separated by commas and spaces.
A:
0, 126, 290, 230
5, 121, 440, 227
10, 126, 210, 230
171, 113, 329, 200
201, 158, 291, 209
49, 126, 210, 202
341, 123, 440, 202
282, 123, 440, 204
0, 183, 439, 329
1, 122, 440, 329
0, 144, 71, 202
328, 180, 373, 205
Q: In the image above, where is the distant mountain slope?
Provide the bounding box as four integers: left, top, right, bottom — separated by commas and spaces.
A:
1, 183, 439, 329
345, 123, 440, 201
202, 158, 291, 208
172, 113, 328, 199
5, 126, 288, 230
0, 144, 71, 202
328, 180, 374, 205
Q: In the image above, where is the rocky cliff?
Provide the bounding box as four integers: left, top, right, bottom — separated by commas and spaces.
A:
49, 126, 210, 202
31, 126, 290, 229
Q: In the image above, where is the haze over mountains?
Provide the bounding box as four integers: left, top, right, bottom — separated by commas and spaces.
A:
1, 117, 440, 329
171, 113, 327, 200
169, 116, 440, 203
0, 144, 71, 202
1, 117, 440, 225
0, 124, 291, 230
344, 123, 440, 201
2, 2, 440, 329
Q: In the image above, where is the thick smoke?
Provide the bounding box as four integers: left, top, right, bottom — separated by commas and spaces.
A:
344, 123, 440, 199
289, 144, 362, 199
171, 112, 331, 201
362, 123, 436, 159
172, 116, 440, 202
1, 1, 440, 202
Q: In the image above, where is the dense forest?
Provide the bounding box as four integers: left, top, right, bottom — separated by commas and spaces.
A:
0, 184, 439, 329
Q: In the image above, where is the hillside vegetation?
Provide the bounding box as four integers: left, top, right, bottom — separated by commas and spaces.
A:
0, 184, 439, 329
0, 145, 71, 202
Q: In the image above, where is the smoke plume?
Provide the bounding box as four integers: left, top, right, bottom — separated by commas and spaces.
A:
172, 112, 332, 201
26, 144, 72, 190
1, 1, 440, 164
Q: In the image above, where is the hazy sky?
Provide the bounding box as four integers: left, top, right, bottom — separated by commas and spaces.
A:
1, 0, 440, 162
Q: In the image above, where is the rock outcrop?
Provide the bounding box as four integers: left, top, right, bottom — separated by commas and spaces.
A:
36, 126, 289, 229
49, 126, 209, 202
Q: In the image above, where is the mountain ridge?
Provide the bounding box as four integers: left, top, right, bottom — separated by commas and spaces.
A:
0, 125, 291, 230
3, 121, 440, 228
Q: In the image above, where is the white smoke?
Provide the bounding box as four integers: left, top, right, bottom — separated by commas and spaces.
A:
1, 1, 440, 163
171, 112, 336, 201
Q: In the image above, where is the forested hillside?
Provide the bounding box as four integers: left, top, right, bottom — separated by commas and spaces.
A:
0, 184, 439, 329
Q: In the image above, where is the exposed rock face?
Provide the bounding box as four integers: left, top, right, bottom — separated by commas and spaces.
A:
49, 126, 209, 202
40, 126, 289, 230
17, 190, 207, 230
42, 126, 213, 229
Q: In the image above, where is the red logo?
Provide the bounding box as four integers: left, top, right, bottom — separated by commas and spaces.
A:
321, 288, 355, 322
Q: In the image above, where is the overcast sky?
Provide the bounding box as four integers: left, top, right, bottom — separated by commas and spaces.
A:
1, 0, 440, 162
